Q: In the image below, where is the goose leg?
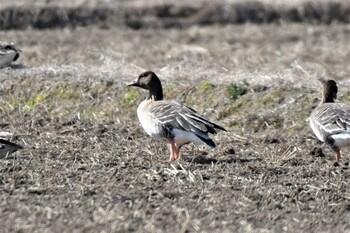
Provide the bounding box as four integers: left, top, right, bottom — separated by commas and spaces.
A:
168, 141, 183, 161
335, 151, 341, 162
168, 140, 177, 161
173, 146, 181, 161
328, 140, 341, 162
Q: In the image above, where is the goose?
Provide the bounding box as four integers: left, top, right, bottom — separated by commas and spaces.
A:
0, 41, 20, 68
0, 132, 23, 158
128, 71, 226, 161
310, 80, 350, 161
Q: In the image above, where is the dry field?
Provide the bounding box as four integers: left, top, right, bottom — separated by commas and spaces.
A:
1, 1, 350, 233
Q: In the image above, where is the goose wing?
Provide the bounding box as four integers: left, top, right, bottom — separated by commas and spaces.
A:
312, 103, 350, 135
149, 101, 226, 136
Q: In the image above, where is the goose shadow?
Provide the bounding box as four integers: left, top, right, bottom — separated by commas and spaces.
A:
8, 64, 27, 69
185, 154, 261, 164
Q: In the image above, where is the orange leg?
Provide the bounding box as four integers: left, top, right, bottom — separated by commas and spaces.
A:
168, 140, 181, 161
168, 140, 176, 161
173, 147, 180, 160
335, 151, 341, 162
329, 142, 341, 162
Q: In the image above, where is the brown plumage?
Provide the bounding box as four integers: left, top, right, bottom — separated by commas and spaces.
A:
310, 80, 350, 161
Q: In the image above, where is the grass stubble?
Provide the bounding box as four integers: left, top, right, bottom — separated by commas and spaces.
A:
0, 11, 350, 233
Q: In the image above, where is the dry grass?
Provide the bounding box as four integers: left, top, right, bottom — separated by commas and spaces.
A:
0, 0, 349, 30
0, 18, 350, 233
0, 0, 346, 8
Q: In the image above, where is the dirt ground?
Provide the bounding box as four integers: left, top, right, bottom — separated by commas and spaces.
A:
1, 1, 350, 233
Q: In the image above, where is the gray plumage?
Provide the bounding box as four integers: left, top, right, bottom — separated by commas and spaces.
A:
128, 71, 226, 161
311, 103, 350, 138
0, 41, 20, 68
310, 80, 350, 161
148, 100, 225, 144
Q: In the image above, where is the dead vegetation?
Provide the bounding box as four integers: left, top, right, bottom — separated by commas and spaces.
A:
0, 0, 349, 30
1, 2, 350, 232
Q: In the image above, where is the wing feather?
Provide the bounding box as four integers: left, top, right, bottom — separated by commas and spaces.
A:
148, 100, 225, 136
312, 103, 350, 135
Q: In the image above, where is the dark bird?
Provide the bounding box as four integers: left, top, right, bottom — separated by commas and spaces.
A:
0, 138, 23, 158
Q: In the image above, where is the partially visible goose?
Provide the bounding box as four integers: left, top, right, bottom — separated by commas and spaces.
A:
128, 71, 226, 161
0, 132, 23, 158
310, 80, 350, 161
0, 41, 20, 68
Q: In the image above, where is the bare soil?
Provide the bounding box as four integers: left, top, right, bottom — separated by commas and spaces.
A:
1, 2, 350, 233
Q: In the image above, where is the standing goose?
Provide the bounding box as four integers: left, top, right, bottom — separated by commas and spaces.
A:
0, 41, 20, 68
310, 80, 350, 161
128, 71, 226, 161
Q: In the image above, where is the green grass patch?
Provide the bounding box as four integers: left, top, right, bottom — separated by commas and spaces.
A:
122, 89, 140, 105
198, 81, 216, 91
163, 84, 176, 94
227, 81, 249, 102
